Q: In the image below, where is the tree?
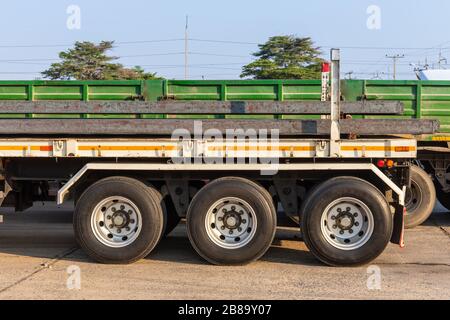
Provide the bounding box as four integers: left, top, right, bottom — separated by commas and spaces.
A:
241, 36, 324, 79
42, 41, 162, 80
115, 66, 160, 80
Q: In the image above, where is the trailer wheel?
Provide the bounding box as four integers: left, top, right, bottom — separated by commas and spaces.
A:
74, 177, 165, 264
405, 166, 436, 228
301, 177, 392, 267
187, 177, 276, 265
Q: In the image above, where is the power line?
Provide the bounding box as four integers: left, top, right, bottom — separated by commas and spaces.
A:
189, 38, 259, 45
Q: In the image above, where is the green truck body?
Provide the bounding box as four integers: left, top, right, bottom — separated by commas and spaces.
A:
0, 79, 449, 139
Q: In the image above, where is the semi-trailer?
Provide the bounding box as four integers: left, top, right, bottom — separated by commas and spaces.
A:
0, 50, 439, 266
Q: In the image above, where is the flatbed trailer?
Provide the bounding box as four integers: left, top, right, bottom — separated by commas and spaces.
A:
0, 50, 438, 266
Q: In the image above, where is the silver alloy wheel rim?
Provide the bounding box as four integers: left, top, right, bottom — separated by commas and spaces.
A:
91, 196, 142, 248
205, 197, 257, 249
405, 180, 422, 214
320, 197, 374, 251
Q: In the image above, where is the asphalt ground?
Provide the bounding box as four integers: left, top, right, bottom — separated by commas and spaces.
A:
0, 202, 448, 300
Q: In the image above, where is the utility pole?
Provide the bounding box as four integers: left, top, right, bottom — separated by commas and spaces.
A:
184, 15, 189, 80
385, 54, 404, 80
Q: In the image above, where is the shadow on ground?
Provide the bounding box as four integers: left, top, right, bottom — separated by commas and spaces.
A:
0, 202, 448, 266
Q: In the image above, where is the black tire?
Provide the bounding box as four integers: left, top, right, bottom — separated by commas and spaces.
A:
300, 177, 393, 267
187, 177, 277, 265
405, 166, 436, 228
74, 177, 165, 264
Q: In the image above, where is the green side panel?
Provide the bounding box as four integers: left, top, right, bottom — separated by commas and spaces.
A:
0, 79, 448, 136
143, 80, 164, 101
283, 83, 322, 101
342, 80, 450, 134
164, 80, 322, 102
88, 84, 142, 101
161, 80, 322, 119
0, 85, 28, 100
34, 85, 83, 100
0, 81, 144, 102
226, 84, 277, 101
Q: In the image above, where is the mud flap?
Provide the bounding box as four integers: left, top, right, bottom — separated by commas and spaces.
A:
390, 204, 405, 247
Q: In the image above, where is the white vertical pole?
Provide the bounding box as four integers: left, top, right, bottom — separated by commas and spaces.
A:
330, 49, 341, 157
185, 15, 189, 80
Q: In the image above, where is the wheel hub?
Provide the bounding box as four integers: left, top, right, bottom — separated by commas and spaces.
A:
91, 197, 141, 248
336, 212, 355, 230
320, 198, 374, 251
405, 180, 422, 214
112, 211, 129, 228
223, 211, 241, 229
205, 197, 257, 249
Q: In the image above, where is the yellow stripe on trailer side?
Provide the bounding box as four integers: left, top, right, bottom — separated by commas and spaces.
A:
0, 138, 417, 159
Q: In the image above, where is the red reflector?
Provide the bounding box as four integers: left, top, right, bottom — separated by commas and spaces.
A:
377, 160, 386, 168
322, 62, 330, 73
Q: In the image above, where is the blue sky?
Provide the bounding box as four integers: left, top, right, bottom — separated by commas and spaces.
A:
0, 0, 449, 80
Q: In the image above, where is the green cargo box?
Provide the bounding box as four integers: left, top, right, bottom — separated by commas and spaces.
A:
0, 79, 448, 138
0, 80, 323, 121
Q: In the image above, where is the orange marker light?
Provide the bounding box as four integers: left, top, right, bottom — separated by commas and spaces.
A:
386, 160, 395, 168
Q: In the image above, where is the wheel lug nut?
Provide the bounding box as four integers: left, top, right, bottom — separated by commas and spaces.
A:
120, 205, 125, 210
349, 229, 354, 234
354, 213, 358, 217
238, 227, 242, 232
340, 230, 344, 235
111, 207, 116, 212
117, 229, 122, 233
242, 219, 247, 224
231, 206, 236, 210
221, 226, 225, 230
107, 215, 112, 220
125, 227, 130, 231
331, 216, 336, 220
239, 210, 244, 214
337, 208, 342, 213
109, 224, 114, 228
229, 230, 233, 235
130, 219, 135, 224
222, 209, 227, 213
128, 210, 132, 214
346, 207, 351, 211
332, 225, 337, 229
355, 222, 359, 227
218, 217, 223, 221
